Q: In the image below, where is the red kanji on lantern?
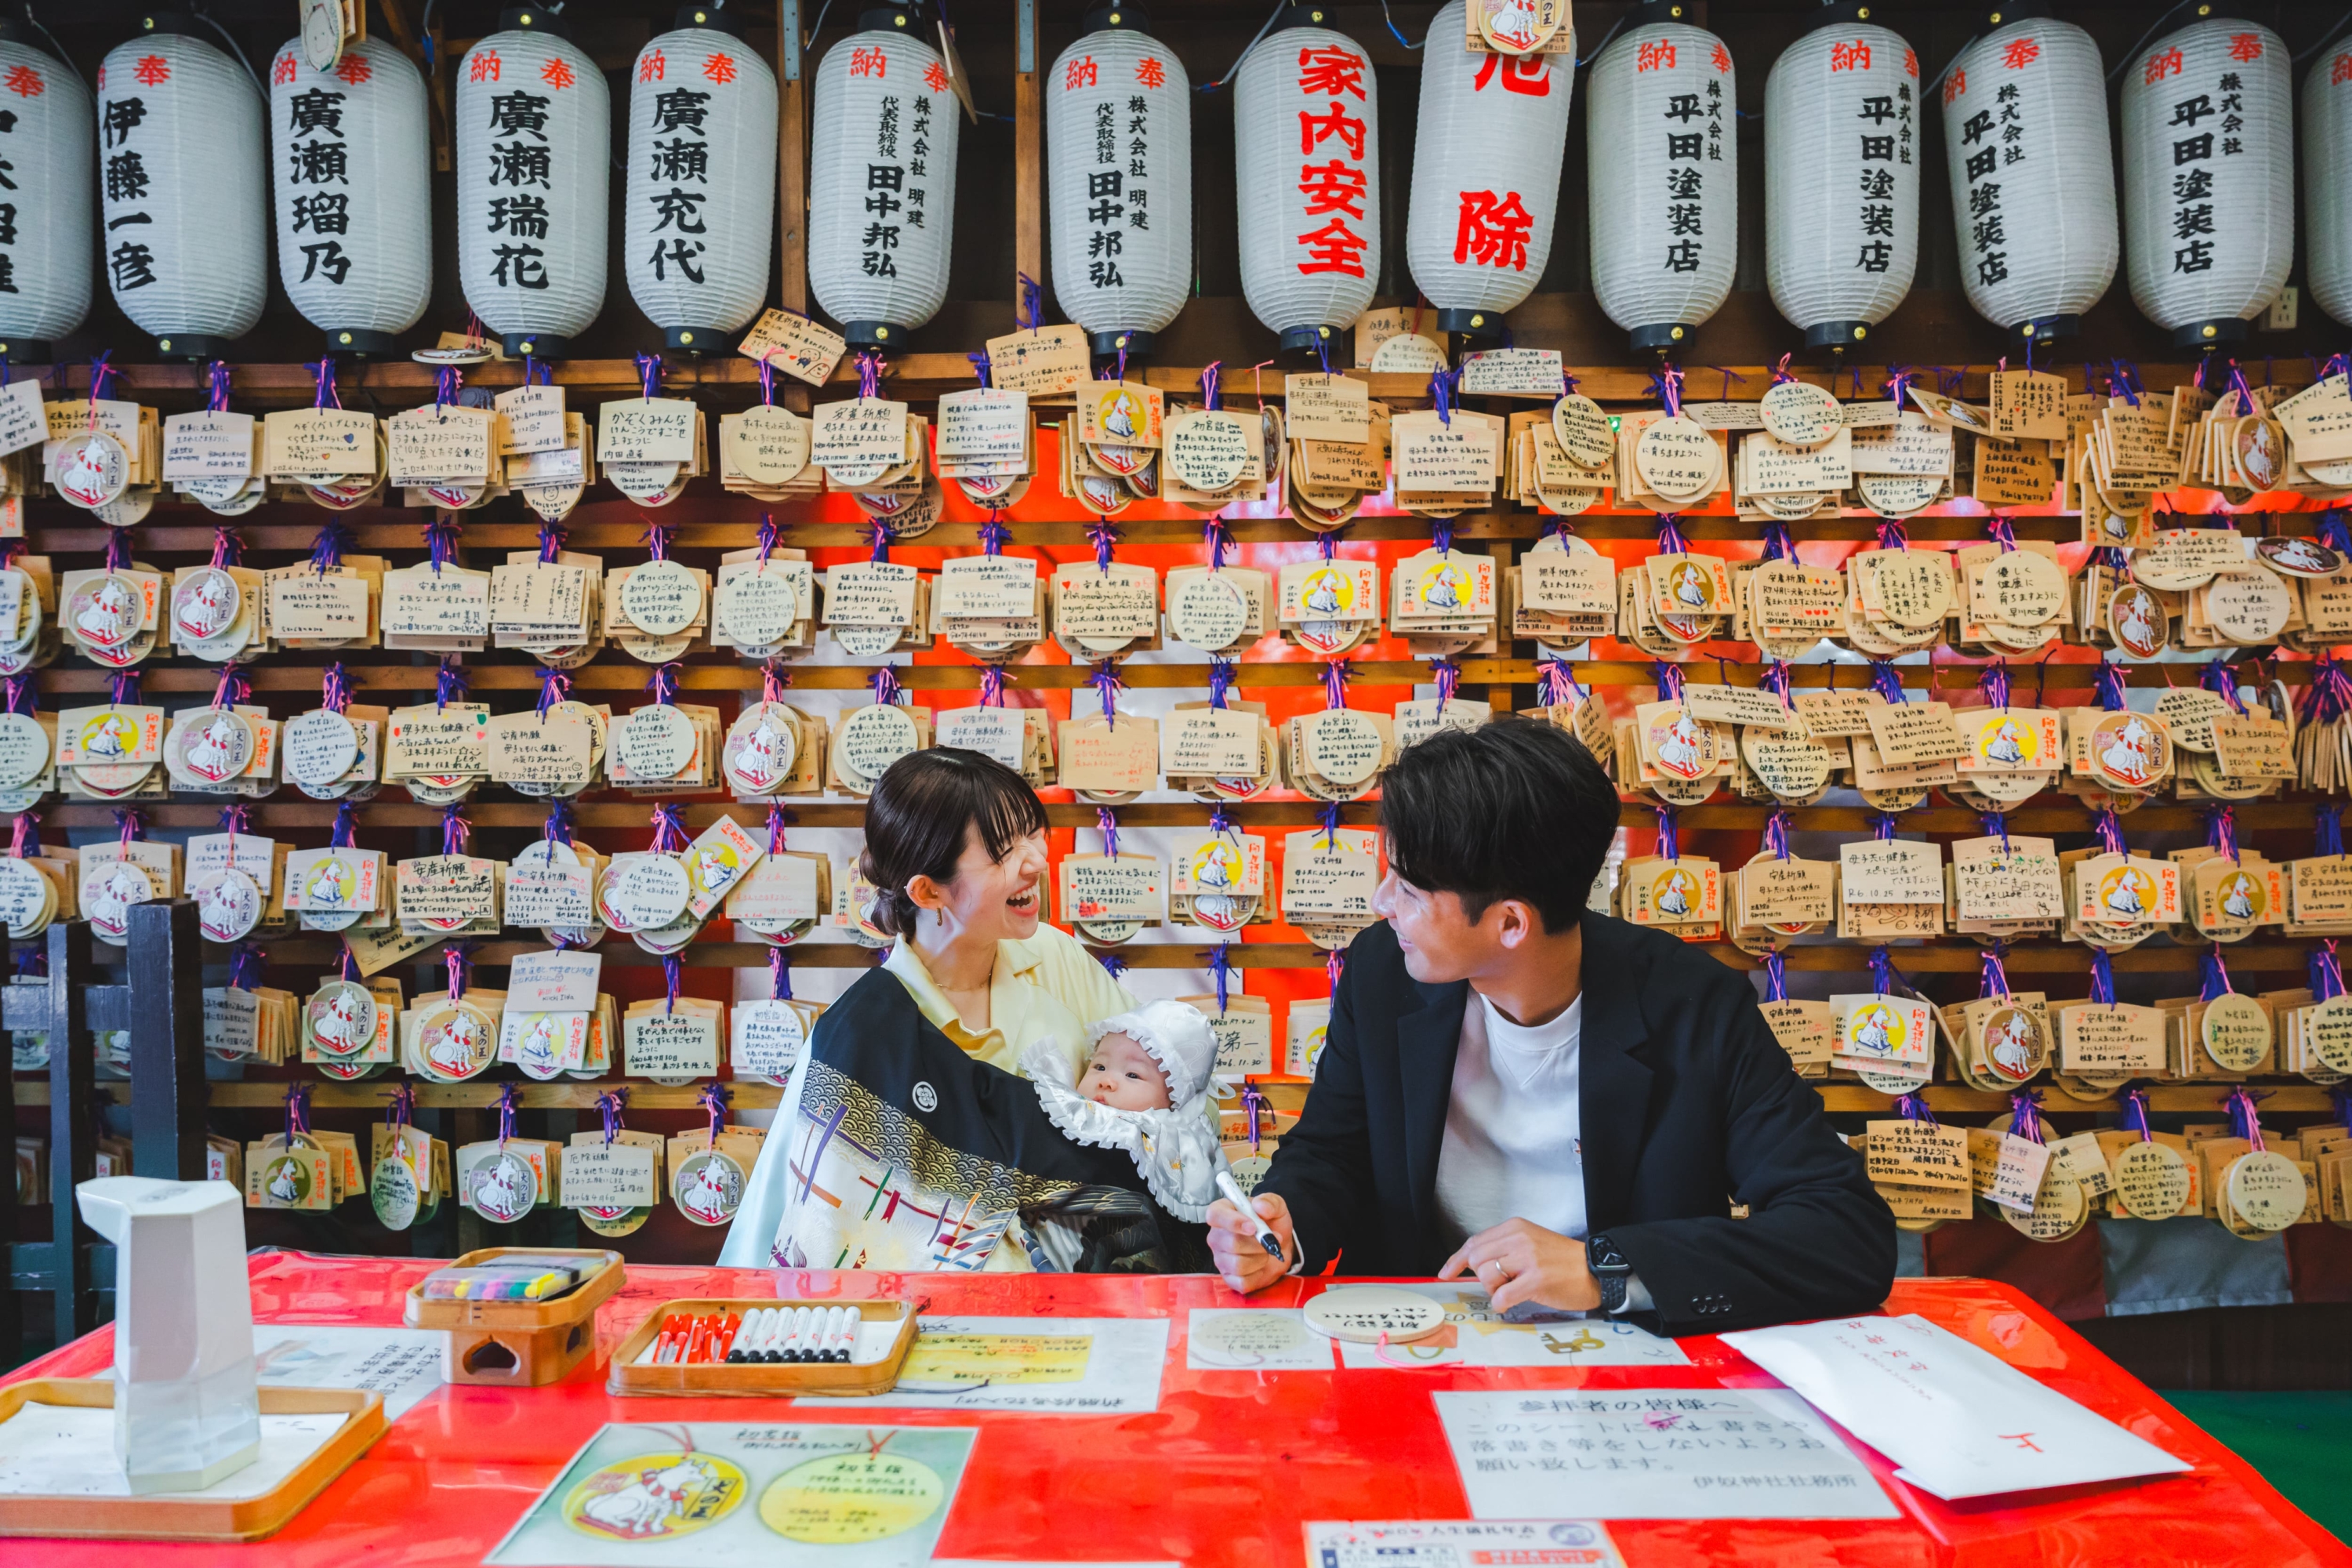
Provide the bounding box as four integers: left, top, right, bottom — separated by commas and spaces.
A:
1904, 47, 1918, 78
637, 49, 666, 82
1472, 52, 1551, 95
851, 45, 887, 78
1711, 42, 1732, 74
2336, 53, 2352, 86
1064, 54, 1096, 90
470, 50, 502, 83
704, 52, 737, 85
1829, 40, 1871, 72
1299, 101, 1367, 160
1298, 159, 1368, 220
2227, 31, 2263, 62
1454, 189, 1534, 271
922, 60, 949, 93
2144, 46, 2182, 85
3, 62, 42, 96
334, 52, 372, 85
1944, 67, 1965, 102
2001, 36, 2040, 70
270, 52, 298, 86
1298, 217, 1369, 277
1635, 38, 1676, 72
542, 56, 576, 89
131, 54, 169, 86
1297, 45, 1365, 100
1135, 56, 1165, 89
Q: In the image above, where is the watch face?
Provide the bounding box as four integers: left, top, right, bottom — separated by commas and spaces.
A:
1588, 1235, 1626, 1272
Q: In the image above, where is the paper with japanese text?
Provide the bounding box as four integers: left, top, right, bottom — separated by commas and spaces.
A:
797, 1316, 1167, 1414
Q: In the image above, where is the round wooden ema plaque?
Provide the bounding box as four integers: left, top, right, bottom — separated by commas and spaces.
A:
2225, 1149, 2307, 1232
2200, 993, 2272, 1073
1303, 1284, 1446, 1345
2110, 1139, 2193, 1221
1999, 1167, 2089, 1243
2308, 994, 2352, 1074
1759, 379, 1842, 448
1551, 393, 1613, 470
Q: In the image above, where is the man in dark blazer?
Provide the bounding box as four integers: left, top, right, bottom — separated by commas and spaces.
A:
1206, 718, 1894, 1336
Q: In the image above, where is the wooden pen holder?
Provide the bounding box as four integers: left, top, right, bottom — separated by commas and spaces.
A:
401, 1247, 625, 1388
608, 1298, 919, 1398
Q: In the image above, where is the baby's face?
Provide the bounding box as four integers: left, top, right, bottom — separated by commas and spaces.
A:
1081, 1031, 1173, 1111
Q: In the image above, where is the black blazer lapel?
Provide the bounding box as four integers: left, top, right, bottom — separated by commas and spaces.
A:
1576, 919, 1656, 1234
1397, 977, 1470, 1246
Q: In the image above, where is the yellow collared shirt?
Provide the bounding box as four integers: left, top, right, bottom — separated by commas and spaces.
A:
881, 922, 1138, 1077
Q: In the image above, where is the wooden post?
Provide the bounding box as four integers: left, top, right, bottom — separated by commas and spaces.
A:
779, 0, 811, 412
45, 920, 95, 1346
1014, 0, 1041, 324
126, 901, 205, 1181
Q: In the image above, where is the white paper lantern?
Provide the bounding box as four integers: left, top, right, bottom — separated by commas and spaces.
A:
808, 20, 958, 351
2304, 45, 2352, 331
456, 15, 609, 358
1764, 20, 1920, 350
0, 29, 93, 359
96, 26, 267, 356
625, 16, 777, 353
1405, 0, 1572, 337
1046, 17, 1192, 357
268, 38, 431, 356
2121, 18, 2290, 349
1234, 21, 1379, 354
1586, 16, 1734, 351
1940, 16, 2116, 344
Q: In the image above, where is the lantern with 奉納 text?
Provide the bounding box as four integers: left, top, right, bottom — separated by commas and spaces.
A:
97, 21, 268, 359
2304, 43, 2352, 331
1940, 10, 2117, 346
1234, 14, 1380, 357
269, 38, 433, 358
808, 4, 958, 353
456, 9, 609, 360
0, 19, 93, 362
1403, 0, 1572, 341
2121, 16, 2290, 350
626, 6, 777, 354
1586, 4, 1737, 353
1046, 6, 1192, 361
1764, 12, 1919, 351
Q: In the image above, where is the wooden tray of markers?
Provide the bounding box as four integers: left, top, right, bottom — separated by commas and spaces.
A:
609, 1298, 918, 1398
0, 1379, 387, 1541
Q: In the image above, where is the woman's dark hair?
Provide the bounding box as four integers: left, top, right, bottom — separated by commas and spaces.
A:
1379, 717, 1620, 935
858, 748, 1051, 936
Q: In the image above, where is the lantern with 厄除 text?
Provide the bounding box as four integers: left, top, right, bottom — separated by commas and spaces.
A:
1403, 0, 1572, 342
97, 21, 268, 359
808, 5, 958, 353
1234, 16, 1380, 357
456, 9, 609, 360
1046, 6, 1192, 361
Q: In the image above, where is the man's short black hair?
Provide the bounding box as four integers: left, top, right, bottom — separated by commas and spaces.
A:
1380, 716, 1621, 935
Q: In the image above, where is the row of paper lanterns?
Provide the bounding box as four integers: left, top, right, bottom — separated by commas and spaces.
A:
0, 5, 2339, 360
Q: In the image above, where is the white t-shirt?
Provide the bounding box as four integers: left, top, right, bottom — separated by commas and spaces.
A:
1434, 990, 1584, 1247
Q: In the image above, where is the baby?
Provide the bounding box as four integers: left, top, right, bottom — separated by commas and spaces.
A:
1022, 999, 1228, 1221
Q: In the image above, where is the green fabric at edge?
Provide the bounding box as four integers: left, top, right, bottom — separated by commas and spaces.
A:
2161, 1391, 2352, 1544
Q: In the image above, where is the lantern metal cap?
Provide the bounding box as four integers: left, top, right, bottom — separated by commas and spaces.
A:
665, 325, 731, 354
673, 4, 747, 37
842, 320, 907, 352
1272, 4, 1338, 30
1812, 0, 1879, 26
1630, 0, 1693, 20
1434, 309, 1503, 340
1804, 320, 1872, 350
1083, 4, 1152, 34
1984, 1, 2055, 26
1089, 328, 1156, 361
152, 333, 227, 362
2174, 318, 2249, 350
324, 328, 399, 360
497, 7, 574, 41
1277, 325, 1338, 356
856, 1, 925, 32
500, 331, 572, 359
135, 11, 201, 38
1628, 322, 1692, 352
2009, 314, 2078, 346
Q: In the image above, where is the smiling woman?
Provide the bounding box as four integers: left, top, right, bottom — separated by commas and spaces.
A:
719, 748, 1176, 1274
